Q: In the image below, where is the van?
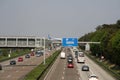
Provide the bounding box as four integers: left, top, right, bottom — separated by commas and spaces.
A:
60, 52, 66, 59
77, 51, 85, 63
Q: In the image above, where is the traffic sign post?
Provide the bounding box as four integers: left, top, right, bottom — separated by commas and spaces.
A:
62, 38, 78, 47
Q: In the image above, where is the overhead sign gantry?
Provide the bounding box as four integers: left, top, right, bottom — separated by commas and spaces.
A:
62, 38, 78, 47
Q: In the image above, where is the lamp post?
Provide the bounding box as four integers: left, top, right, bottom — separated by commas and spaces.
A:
43, 37, 46, 65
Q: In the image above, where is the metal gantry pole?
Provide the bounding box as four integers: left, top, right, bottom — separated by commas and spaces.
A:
43, 37, 46, 65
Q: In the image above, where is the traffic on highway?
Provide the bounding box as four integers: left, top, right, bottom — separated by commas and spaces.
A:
0, 0, 120, 80
0, 49, 54, 80
43, 47, 116, 80
0, 47, 116, 80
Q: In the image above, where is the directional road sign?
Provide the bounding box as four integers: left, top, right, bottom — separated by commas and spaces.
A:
62, 38, 78, 47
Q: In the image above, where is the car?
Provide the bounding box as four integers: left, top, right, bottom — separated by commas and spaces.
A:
18, 57, 23, 62
68, 59, 73, 63
36, 51, 43, 57
82, 65, 89, 71
30, 52, 34, 56
36, 53, 41, 57
75, 51, 78, 58
88, 74, 98, 80
10, 60, 16, 65
67, 54, 73, 63
25, 54, 30, 58
67, 63, 74, 68
0, 64, 2, 70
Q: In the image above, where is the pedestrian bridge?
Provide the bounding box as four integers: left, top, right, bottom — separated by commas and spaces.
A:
0, 36, 44, 48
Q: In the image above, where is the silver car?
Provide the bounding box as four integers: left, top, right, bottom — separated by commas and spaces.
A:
82, 65, 89, 71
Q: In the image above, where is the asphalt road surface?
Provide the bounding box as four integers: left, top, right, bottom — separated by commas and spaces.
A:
44, 48, 116, 80
44, 48, 80, 80
0, 50, 54, 80
72, 50, 116, 80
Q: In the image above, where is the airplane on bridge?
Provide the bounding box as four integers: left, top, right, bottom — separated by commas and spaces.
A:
48, 34, 62, 41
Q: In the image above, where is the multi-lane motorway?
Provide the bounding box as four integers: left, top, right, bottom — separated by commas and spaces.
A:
44, 48, 116, 80
0, 50, 54, 80
0, 48, 116, 80
75, 53, 116, 80
44, 48, 79, 80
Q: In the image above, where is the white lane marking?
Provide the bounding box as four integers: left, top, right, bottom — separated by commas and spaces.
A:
89, 69, 94, 74
64, 68, 65, 70
61, 76, 64, 80
16, 70, 19, 72
7, 75, 11, 78
5, 63, 8, 65
8, 66, 13, 69
63, 71, 65, 74
44, 53, 60, 80
22, 67, 24, 69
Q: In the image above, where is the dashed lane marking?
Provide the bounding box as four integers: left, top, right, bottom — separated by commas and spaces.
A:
7, 75, 11, 78
79, 77, 81, 80
63, 71, 65, 74
16, 70, 19, 72
61, 76, 64, 80
22, 67, 24, 69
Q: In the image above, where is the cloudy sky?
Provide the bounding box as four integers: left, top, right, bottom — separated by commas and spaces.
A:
0, 0, 120, 38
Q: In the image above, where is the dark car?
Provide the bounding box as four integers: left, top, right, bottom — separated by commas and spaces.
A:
82, 65, 89, 71
67, 54, 73, 63
75, 51, 78, 58
25, 54, 30, 58
36, 51, 43, 57
10, 60, 16, 65
0, 64, 2, 70
68, 59, 73, 63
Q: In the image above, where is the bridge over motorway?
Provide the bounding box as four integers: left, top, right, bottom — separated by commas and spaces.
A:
0, 36, 45, 48
52, 41, 100, 51
0, 36, 100, 51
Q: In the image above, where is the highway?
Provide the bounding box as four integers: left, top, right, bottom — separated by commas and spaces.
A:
0, 47, 116, 80
44, 48, 116, 80
44, 48, 80, 80
73, 50, 116, 80
0, 50, 54, 80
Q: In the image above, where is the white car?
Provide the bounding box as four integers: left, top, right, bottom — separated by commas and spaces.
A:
88, 74, 98, 80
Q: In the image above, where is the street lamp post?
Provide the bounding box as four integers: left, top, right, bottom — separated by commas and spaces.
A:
43, 37, 46, 65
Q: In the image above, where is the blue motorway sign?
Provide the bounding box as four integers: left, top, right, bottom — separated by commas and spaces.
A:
62, 38, 78, 47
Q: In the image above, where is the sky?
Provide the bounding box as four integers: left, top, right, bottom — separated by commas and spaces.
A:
0, 0, 120, 38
